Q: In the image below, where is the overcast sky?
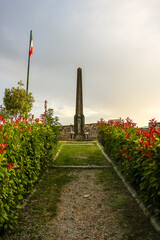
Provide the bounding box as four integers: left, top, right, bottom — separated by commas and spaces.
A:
1, 0, 160, 127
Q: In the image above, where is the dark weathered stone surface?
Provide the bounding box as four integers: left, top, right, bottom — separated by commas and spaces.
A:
58, 125, 74, 140
74, 67, 85, 137
59, 123, 98, 140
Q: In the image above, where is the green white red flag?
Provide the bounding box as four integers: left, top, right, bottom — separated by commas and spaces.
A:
30, 31, 33, 57
26, 30, 33, 92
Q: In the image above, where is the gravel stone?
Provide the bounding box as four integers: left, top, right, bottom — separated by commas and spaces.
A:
42, 170, 124, 240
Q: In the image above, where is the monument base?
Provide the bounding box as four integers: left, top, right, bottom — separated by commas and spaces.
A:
75, 134, 85, 141
74, 114, 85, 136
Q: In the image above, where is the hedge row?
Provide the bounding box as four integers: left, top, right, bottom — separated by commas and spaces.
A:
98, 118, 160, 219
0, 116, 59, 231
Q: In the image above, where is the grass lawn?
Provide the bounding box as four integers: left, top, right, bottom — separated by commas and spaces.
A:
53, 143, 109, 166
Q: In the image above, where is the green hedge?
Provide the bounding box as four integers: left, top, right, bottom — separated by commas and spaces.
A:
98, 118, 160, 219
0, 116, 59, 231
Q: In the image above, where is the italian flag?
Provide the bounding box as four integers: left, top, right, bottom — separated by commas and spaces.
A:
30, 31, 33, 57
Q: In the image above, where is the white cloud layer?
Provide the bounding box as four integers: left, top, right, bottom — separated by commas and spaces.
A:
1, 0, 160, 127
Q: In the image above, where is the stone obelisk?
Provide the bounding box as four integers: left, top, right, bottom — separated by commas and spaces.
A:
74, 67, 85, 138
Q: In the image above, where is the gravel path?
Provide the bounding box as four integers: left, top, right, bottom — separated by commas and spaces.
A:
4, 142, 159, 239
42, 170, 124, 240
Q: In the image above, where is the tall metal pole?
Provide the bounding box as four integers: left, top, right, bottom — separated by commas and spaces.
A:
26, 30, 32, 92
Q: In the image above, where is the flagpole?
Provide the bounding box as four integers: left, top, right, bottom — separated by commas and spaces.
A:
26, 30, 32, 93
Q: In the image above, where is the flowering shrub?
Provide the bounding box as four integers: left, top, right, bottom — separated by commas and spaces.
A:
0, 116, 59, 231
98, 117, 160, 218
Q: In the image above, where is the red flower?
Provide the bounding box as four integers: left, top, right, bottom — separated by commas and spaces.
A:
8, 163, 11, 169
0, 143, 8, 149
125, 133, 130, 138
35, 118, 40, 123
0, 143, 8, 154
149, 118, 157, 127
106, 132, 110, 135
28, 127, 32, 132
126, 153, 131, 161
136, 147, 142, 151
136, 129, 143, 135
8, 163, 19, 169
138, 139, 143, 145
119, 149, 125, 154
145, 153, 152, 158
12, 166, 18, 169
143, 132, 150, 138
144, 141, 150, 148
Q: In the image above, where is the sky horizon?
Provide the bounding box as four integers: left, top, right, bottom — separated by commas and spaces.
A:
1, 0, 160, 127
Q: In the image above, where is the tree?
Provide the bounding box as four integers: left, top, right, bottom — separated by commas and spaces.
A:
41, 108, 60, 136
42, 108, 60, 126
3, 80, 35, 118
0, 105, 9, 118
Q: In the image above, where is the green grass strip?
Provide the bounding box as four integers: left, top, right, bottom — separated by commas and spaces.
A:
53, 144, 109, 166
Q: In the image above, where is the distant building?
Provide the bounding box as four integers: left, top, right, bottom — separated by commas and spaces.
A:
108, 118, 121, 123
141, 126, 149, 132
140, 121, 160, 132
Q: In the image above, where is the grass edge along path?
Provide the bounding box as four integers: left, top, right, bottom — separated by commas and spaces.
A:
95, 168, 160, 239
97, 142, 160, 234
2, 170, 75, 239
1, 143, 74, 240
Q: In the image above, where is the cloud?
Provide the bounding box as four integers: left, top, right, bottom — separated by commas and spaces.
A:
1, 0, 160, 127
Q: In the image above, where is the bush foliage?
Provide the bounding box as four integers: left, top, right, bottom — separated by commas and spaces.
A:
98, 118, 160, 218
2, 80, 34, 118
0, 115, 59, 232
